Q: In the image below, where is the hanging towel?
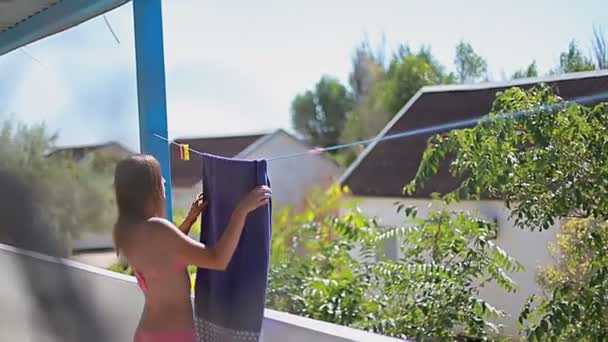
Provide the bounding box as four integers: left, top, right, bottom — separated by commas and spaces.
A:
194, 153, 271, 342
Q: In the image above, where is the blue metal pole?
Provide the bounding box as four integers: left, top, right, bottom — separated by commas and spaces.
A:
132, 0, 173, 220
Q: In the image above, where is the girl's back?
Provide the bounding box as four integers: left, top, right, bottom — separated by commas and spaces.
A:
115, 219, 193, 331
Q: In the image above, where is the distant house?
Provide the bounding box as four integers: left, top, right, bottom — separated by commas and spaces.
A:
340, 70, 608, 333
49, 141, 132, 163
171, 129, 341, 211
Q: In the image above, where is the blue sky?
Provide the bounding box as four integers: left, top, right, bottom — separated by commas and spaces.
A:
0, 0, 606, 151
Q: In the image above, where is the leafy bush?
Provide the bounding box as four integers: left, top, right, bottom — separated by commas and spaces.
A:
364, 208, 521, 340
406, 85, 608, 340
537, 218, 608, 290
406, 85, 608, 231
519, 218, 608, 341
0, 117, 117, 254
267, 186, 378, 326
267, 186, 520, 341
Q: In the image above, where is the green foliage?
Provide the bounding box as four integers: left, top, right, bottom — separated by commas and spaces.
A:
378, 45, 455, 115
366, 208, 521, 341
294, 30, 604, 165
291, 76, 354, 147
511, 61, 538, 79
406, 85, 608, 231
518, 218, 608, 341
348, 37, 386, 102
108, 262, 133, 276
90, 149, 123, 174
341, 42, 456, 149
519, 268, 608, 341
0, 117, 117, 252
407, 85, 608, 340
558, 40, 596, 73
537, 218, 608, 289
267, 185, 378, 326
340, 38, 390, 146
454, 41, 488, 83
268, 185, 520, 340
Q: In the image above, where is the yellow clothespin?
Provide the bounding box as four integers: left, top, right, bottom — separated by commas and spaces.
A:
180, 144, 190, 161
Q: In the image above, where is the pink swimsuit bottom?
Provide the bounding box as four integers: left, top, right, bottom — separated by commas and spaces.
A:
133, 261, 195, 342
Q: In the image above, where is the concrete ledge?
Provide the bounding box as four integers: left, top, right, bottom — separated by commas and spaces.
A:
0, 243, 135, 283
0, 243, 403, 342
263, 309, 404, 342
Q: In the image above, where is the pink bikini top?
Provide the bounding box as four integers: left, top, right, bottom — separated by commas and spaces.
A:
133, 260, 188, 292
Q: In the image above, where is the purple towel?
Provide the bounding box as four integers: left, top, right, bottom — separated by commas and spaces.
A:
194, 153, 271, 342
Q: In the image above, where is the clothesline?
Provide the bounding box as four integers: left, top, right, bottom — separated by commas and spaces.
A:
153, 90, 608, 162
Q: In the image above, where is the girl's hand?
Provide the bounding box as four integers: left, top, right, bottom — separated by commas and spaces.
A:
237, 186, 271, 214
187, 193, 207, 219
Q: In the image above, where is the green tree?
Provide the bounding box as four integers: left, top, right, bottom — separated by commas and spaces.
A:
454, 41, 488, 83
291, 76, 354, 147
378, 45, 455, 116
0, 117, 117, 254
511, 61, 538, 79
406, 85, 608, 340
340, 44, 456, 166
348, 37, 386, 102
591, 25, 607, 69
558, 40, 596, 73
338, 38, 389, 165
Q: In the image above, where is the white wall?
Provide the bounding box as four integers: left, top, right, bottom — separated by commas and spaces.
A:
173, 132, 341, 212
0, 244, 400, 342
355, 197, 558, 335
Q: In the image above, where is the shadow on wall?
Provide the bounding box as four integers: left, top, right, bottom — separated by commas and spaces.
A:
0, 170, 111, 342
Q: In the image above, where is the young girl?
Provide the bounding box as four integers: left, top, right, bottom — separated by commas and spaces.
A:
112, 154, 271, 342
